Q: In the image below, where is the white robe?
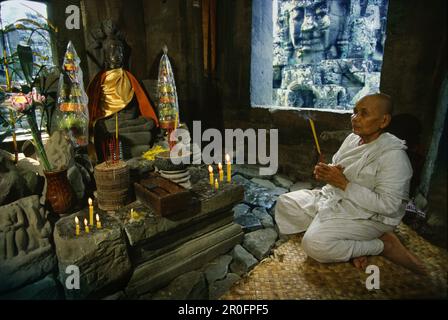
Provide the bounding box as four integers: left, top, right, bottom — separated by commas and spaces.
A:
275, 133, 413, 262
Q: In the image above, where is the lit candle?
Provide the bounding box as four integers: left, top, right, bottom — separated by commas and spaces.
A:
308, 119, 321, 155
225, 154, 231, 183
88, 198, 94, 226
84, 218, 89, 233
174, 112, 178, 129
208, 165, 214, 186
75, 216, 80, 236
215, 178, 219, 190
130, 208, 136, 220
96, 214, 102, 229
218, 162, 223, 182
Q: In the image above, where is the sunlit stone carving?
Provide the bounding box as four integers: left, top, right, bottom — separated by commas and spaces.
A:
273, 0, 388, 109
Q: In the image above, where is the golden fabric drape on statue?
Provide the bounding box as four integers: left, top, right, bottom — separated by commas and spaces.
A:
99, 68, 134, 118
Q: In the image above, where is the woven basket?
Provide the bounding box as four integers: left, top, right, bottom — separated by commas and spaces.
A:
94, 160, 130, 211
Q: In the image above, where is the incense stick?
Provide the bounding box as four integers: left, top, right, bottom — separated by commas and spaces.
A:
309, 119, 321, 155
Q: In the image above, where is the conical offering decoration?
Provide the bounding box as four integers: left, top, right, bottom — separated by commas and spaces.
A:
55, 41, 89, 147
157, 45, 179, 130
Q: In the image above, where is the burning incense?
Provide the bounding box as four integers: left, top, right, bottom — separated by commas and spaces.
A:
115, 113, 120, 161
308, 119, 321, 155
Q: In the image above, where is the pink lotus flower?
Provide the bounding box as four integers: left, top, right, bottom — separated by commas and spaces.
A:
8, 89, 46, 113
6, 89, 52, 171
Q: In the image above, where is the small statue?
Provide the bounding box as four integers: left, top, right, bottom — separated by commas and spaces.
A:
86, 20, 159, 163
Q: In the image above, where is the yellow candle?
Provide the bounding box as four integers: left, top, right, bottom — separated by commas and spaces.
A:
218, 162, 223, 182
84, 218, 89, 233
308, 119, 321, 155
215, 178, 219, 190
208, 165, 214, 186
96, 214, 102, 229
225, 154, 231, 183
75, 216, 80, 236
88, 198, 93, 226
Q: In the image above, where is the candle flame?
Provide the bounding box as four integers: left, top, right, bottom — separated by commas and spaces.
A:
96, 214, 100, 222
225, 154, 230, 163
218, 162, 222, 170
84, 218, 88, 226
75, 216, 79, 224
88, 197, 92, 206
208, 165, 213, 173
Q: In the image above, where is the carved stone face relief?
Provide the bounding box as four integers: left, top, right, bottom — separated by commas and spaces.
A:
273, 0, 388, 109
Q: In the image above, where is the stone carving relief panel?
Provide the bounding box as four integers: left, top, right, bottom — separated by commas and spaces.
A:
273, 0, 388, 109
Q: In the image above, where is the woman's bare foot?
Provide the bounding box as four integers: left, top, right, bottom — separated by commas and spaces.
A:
380, 232, 427, 275
352, 256, 368, 270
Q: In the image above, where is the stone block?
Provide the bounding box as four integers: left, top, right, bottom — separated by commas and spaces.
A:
251, 178, 276, 189
209, 273, 241, 300
234, 214, 263, 232
0, 195, 56, 293
273, 175, 294, 189
151, 271, 208, 300
233, 203, 251, 218
204, 255, 233, 284
242, 228, 278, 260
125, 223, 243, 297
54, 211, 132, 299
191, 180, 245, 215
0, 274, 63, 300
252, 207, 275, 228
229, 244, 258, 276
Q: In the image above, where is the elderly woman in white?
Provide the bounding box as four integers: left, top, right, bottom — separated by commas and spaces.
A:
275, 93, 426, 274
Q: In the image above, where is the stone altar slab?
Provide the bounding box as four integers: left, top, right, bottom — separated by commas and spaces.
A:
53, 210, 132, 299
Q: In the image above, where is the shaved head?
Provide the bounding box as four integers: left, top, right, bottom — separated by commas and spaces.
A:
352, 93, 394, 143
357, 93, 393, 116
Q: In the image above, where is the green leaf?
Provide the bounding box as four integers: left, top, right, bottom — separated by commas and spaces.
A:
17, 44, 34, 86
14, 18, 49, 31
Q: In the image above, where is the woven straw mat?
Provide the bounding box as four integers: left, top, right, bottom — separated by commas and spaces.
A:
221, 223, 447, 300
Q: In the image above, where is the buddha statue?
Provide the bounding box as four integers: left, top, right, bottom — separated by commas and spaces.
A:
87, 21, 159, 163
